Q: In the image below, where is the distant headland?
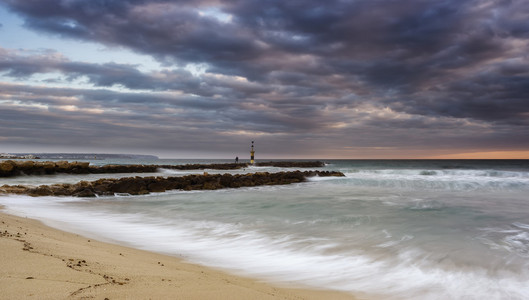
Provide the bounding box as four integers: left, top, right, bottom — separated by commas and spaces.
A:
0, 153, 39, 159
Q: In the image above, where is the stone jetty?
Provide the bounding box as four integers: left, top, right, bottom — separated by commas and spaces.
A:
0, 160, 326, 177
255, 161, 325, 167
0, 160, 159, 177
0, 170, 345, 197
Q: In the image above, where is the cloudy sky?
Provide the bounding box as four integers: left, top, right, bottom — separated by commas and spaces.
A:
0, 0, 528, 159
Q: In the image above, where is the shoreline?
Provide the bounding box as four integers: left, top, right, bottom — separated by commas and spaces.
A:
0, 208, 359, 300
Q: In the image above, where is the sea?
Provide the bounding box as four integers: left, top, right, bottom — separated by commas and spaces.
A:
1, 159, 529, 299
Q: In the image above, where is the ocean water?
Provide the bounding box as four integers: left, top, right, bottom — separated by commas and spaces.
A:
1, 159, 529, 299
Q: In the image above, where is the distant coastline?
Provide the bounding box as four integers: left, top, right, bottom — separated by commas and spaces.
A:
0, 153, 39, 159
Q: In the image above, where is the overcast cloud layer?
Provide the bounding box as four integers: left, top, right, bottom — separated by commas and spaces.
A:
1, 0, 528, 158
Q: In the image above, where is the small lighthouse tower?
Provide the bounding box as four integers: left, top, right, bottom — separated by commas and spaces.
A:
250, 141, 255, 164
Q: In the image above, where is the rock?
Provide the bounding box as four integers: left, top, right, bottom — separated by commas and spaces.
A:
18, 160, 35, 170
55, 161, 70, 170
219, 174, 234, 187
39, 161, 55, 169
0, 184, 28, 194
71, 161, 90, 168
108, 177, 147, 194
28, 186, 53, 196
147, 181, 169, 193
0, 160, 16, 176
202, 179, 221, 190
74, 188, 96, 197
311, 171, 345, 177
49, 184, 73, 196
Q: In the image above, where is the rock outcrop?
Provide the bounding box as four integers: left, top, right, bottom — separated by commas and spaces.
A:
0, 170, 345, 197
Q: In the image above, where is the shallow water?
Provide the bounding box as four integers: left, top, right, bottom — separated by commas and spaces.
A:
1, 159, 529, 299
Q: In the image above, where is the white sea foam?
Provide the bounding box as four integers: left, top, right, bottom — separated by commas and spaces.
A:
158, 168, 199, 175
338, 169, 529, 191
341, 168, 529, 178
477, 224, 529, 258
513, 222, 529, 230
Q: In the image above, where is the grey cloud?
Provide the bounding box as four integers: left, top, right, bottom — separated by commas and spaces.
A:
0, 82, 309, 134
2, 81, 528, 157
387, 59, 529, 125
1, 0, 529, 156
0, 48, 273, 99
5, 0, 526, 82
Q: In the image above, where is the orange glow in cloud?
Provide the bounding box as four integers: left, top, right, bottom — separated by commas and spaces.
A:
426, 151, 529, 159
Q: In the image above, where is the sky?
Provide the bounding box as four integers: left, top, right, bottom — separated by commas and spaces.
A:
0, 0, 528, 159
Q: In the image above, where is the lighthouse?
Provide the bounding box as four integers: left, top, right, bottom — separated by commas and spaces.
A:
250, 141, 255, 164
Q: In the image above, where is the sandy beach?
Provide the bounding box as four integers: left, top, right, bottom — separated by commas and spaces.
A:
0, 208, 358, 300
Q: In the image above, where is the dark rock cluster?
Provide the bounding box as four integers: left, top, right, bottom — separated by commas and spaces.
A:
0, 170, 345, 197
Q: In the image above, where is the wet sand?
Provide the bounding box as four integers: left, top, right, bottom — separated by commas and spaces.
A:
0, 209, 359, 300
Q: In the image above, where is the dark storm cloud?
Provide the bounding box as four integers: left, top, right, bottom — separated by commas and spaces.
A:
1, 0, 528, 156
399, 66, 529, 124
4, 0, 527, 121
2, 0, 263, 63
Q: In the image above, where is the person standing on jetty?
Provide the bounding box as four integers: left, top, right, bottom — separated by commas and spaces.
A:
235, 156, 239, 164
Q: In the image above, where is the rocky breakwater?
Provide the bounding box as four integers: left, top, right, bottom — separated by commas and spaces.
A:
0, 160, 93, 177
0, 160, 327, 178
255, 161, 325, 168
0, 170, 345, 197
0, 160, 249, 177
160, 163, 246, 170
0, 160, 163, 176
